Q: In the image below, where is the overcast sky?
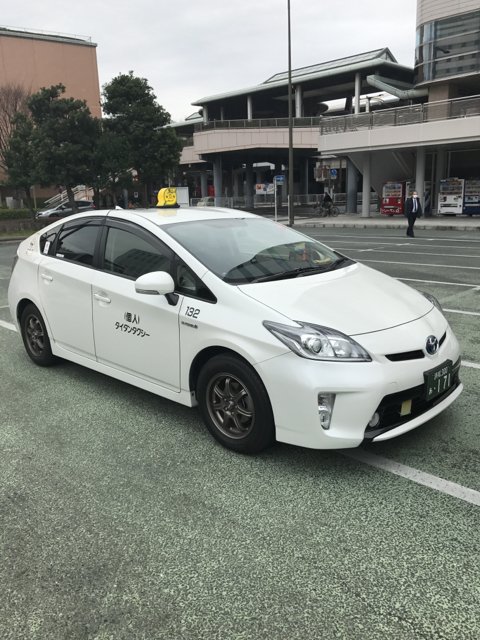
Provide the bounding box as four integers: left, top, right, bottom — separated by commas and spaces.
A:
4, 0, 417, 122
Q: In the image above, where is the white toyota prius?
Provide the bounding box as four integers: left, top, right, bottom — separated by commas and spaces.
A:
8, 196, 462, 454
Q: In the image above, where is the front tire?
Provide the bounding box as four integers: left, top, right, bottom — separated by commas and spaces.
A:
331, 206, 340, 217
197, 354, 275, 454
20, 303, 55, 366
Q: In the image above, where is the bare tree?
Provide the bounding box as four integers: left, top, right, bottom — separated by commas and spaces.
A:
0, 83, 31, 163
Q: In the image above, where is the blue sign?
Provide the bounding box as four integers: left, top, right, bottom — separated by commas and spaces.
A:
274, 175, 285, 184
330, 169, 337, 176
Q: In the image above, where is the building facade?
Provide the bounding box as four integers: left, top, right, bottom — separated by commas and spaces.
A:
0, 26, 101, 204
176, 0, 480, 216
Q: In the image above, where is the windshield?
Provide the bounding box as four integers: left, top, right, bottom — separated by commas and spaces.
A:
163, 217, 351, 283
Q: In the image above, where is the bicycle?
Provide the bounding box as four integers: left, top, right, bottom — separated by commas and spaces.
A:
313, 203, 340, 217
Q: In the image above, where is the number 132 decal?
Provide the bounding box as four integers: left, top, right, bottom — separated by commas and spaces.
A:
185, 306, 200, 318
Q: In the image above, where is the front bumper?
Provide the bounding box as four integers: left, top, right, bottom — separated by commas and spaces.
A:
254, 314, 462, 450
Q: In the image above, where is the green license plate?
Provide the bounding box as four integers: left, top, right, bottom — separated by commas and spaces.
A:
425, 361, 453, 401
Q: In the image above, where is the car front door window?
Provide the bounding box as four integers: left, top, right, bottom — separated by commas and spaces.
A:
92, 224, 181, 390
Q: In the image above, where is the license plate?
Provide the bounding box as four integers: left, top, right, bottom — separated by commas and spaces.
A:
425, 361, 453, 401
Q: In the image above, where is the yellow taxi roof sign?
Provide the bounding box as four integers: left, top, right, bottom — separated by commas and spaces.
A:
157, 188, 179, 208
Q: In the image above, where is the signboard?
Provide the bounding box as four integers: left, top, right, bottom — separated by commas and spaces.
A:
255, 183, 275, 195
274, 175, 285, 184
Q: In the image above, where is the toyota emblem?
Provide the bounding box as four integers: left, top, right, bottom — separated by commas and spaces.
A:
426, 335, 439, 355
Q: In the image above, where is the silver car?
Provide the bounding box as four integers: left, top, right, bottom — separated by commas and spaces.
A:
36, 200, 94, 219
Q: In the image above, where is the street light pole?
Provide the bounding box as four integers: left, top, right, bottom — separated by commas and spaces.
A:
287, 0, 294, 226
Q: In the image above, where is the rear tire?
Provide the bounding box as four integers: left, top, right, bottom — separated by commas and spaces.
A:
197, 354, 275, 454
331, 206, 340, 217
20, 304, 55, 367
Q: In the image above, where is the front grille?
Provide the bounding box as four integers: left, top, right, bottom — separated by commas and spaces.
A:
385, 332, 447, 362
386, 350, 424, 362
364, 357, 461, 440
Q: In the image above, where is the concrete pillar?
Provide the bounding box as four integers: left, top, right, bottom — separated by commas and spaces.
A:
346, 158, 359, 214
213, 155, 223, 207
226, 164, 234, 200
200, 164, 208, 199
247, 95, 253, 121
203, 105, 209, 124
300, 157, 309, 197
220, 106, 225, 121
295, 85, 303, 118
354, 72, 361, 115
361, 152, 371, 218
434, 148, 446, 212
233, 170, 241, 199
245, 160, 254, 208
416, 146, 426, 215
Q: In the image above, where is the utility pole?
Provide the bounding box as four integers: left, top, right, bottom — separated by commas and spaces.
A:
287, 0, 294, 226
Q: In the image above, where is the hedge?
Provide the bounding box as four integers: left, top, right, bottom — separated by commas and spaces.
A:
0, 209, 37, 220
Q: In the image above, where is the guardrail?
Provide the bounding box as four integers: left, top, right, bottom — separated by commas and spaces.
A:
0, 25, 92, 42
189, 193, 378, 209
320, 94, 480, 134
194, 116, 323, 132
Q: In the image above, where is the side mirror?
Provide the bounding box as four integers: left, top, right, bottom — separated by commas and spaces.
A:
135, 271, 175, 296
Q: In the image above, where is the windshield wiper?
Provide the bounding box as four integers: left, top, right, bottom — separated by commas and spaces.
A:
251, 257, 353, 283
252, 264, 330, 283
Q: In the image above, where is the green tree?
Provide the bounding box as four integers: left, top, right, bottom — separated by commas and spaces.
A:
102, 72, 182, 205
87, 126, 134, 208
1, 113, 37, 223
28, 84, 98, 213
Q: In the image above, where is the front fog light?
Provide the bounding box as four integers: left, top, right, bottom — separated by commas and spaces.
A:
368, 412, 380, 428
318, 393, 336, 430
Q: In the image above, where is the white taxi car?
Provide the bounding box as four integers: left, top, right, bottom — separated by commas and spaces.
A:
8, 193, 462, 454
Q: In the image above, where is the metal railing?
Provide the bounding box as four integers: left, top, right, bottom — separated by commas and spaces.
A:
44, 185, 94, 207
189, 192, 378, 210
0, 25, 92, 42
194, 116, 323, 132
320, 94, 480, 134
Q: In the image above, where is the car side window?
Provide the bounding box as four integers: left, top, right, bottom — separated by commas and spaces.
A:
55, 219, 102, 266
174, 259, 217, 303
39, 229, 58, 256
103, 227, 172, 280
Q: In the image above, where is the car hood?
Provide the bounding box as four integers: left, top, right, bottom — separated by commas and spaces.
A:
237, 262, 432, 336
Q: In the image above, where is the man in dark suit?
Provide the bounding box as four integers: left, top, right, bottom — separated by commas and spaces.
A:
405, 191, 422, 237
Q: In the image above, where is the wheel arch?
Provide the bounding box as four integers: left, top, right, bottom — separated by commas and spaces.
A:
189, 346, 256, 396
16, 298, 35, 324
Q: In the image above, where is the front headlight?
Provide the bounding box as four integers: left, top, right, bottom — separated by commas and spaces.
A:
421, 292, 443, 314
263, 320, 371, 362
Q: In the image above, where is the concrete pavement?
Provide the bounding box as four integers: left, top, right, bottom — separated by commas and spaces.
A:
293, 212, 480, 232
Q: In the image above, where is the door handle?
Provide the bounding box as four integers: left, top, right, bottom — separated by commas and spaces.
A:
94, 293, 111, 304
41, 273, 53, 282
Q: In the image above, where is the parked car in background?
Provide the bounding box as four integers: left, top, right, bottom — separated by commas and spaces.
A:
36, 200, 94, 219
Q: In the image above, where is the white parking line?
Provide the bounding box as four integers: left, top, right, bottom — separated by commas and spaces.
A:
462, 361, 480, 370
339, 449, 480, 507
444, 309, 480, 316
318, 233, 480, 244
0, 319, 16, 332
396, 277, 480, 288
337, 248, 480, 259
362, 259, 480, 270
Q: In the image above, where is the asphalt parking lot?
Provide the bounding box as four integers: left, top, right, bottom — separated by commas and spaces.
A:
1, 226, 480, 640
